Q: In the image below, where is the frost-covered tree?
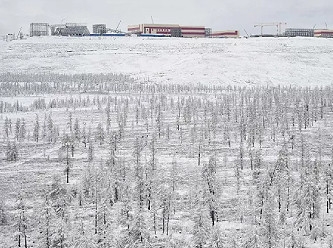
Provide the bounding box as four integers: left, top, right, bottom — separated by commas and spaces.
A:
0, 203, 7, 226
34, 195, 52, 248
60, 134, 73, 183
208, 225, 224, 248
95, 123, 105, 145
81, 124, 87, 148
106, 101, 111, 135
88, 141, 94, 162
73, 118, 80, 142
325, 162, 333, 214
5, 141, 18, 161
49, 176, 70, 247
33, 114, 40, 142
14, 193, 28, 248
295, 157, 320, 237
68, 112, 73, 133
3, 117, 10, 139
19, 118, 26, 141
15, 118, 21, 141
243, 227, 260, 248
42, 114, 47, 142
260, 193, 279, 248
47, 114, 56, 143
271, 143, 290, 223
202, 156, 219, 226
192, 208, 210, 248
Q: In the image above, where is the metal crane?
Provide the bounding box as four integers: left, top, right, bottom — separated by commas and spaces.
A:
254, 23, 276, 36
254, 22, 287, 36
115, 20, 121, 32
106, 20, 122, 33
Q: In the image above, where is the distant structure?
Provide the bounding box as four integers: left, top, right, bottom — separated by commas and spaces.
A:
50, 24, 66, 35
30, 23, 49, 37
90, 23, 125, 36
285, 28, 314, 37
181, 26, 206, 38
5, 34, 15, 41
51, 23, 90, 36
205, 28, 212, 37
128, 24, 235, 38
314, 29, 333, 38
254, 22, 287, 36
93, 24, 107, 34
61, 26, 90, 36
211, 30, 239, 38
170, 27, 182, 37
128, 24, 180, 37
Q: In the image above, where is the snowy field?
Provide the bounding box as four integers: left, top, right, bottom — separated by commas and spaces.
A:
0, 36, 333, 86
0, 37, 333, 248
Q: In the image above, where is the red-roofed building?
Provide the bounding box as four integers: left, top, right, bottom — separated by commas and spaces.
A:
314, 29, 333, 38
211, 30, 239, 38
128, 24, 208, 38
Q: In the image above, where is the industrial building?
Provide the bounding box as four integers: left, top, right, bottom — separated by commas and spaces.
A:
127, 25, 140, 34
30, 23, 49, 37
205, 28, 212, 37
211, 30, 239, 38
314, 29, 333, 38
285, 28, 314, 37
60, 26, 90, 36
90, 22, 125, 36
128, 24, 179, 36
51, 24, 65, 35
254, 22, 287, 36
128, 24, 211, 38
170, 27, 182, 37
5, 34, 15, 41
51, 23, 90, 36
25, 20, 333, 39
181, 26, 206, 38
128, 23, 240, 38
93, 24, 107, 34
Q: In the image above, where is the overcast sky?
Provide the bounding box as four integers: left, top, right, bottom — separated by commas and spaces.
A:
0, 0, 332, 35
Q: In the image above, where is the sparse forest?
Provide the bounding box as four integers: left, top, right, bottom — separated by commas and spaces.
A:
1, 72, 333, 247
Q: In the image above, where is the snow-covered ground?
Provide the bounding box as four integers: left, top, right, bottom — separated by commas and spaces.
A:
1, 36, 332, 86
1, 36, 333, 247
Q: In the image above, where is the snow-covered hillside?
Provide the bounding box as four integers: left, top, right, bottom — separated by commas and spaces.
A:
1, 37, 333, 248
0, 36, 332, 86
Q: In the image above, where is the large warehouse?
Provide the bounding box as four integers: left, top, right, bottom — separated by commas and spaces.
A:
285, 28, 314, 37
51, 23, 90, 36
211, 30, 240, 38
128, 23, 239, 38
314, 29, 333, 38
93, 24, 107, 34
128, 24, 208, 38
181, 26, 206, 38
284, 28, 333, 38
128, 24, 180, 36
30, 23, 49, 37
